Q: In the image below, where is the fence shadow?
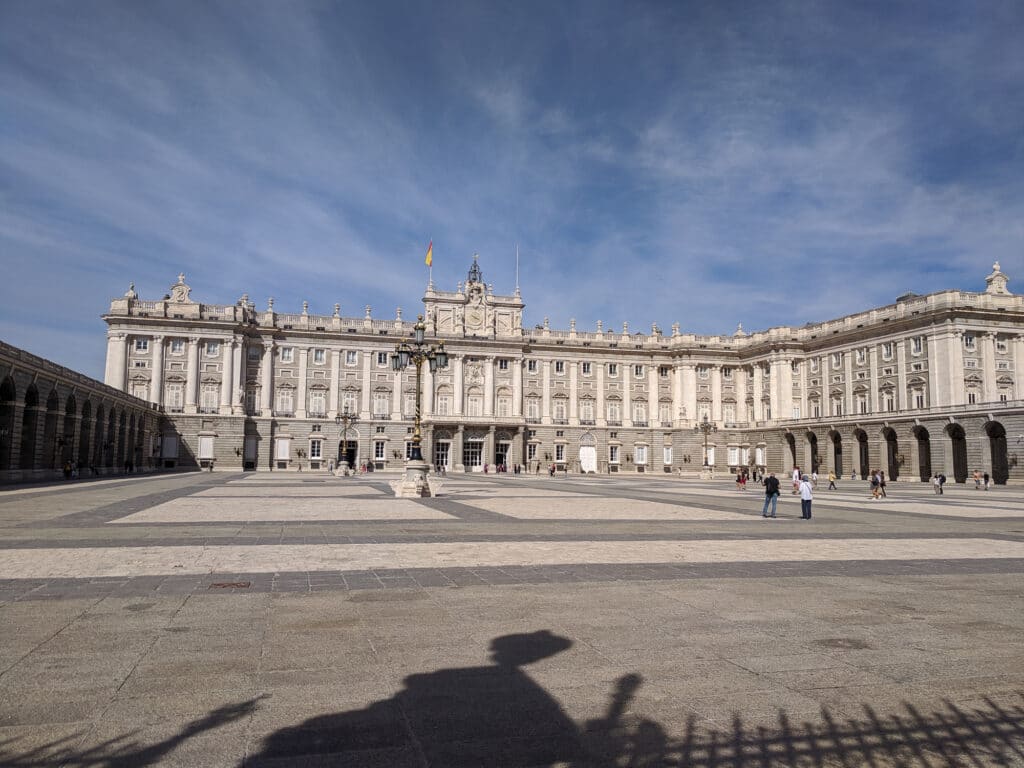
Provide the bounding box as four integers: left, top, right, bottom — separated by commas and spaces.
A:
0, 631, 1021, 767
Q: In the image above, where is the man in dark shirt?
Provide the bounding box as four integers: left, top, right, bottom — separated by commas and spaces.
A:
762, 472, 780, 518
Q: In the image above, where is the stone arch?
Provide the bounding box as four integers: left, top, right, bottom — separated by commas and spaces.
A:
985, 421, 1009, 485
105, 409, 117, 468
61, 394, 77, 466
828, 430, 843, 477
92, 403, 105, 472
42, 388, 60, 470
806, 430, 820, 473
117, 411, 127, 468
852, 428, 869, 479
944, 422, 968, 483
78, 400, 93, 469
783, 431, 797, 468
881, 426, 900, 481
19, 384, 40, 470
912, 425, 932, 482
0, 376, 15, 471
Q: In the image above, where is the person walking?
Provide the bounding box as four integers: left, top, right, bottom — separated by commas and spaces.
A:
870, 470, 881, 499
791, 466, 801, 494
799, 474, 813, 519
983, 471, 990, 490
811, 470, 818, 489
827, 470, 836, 490
879, 470, 887, 498
933, 474, 942, 495
938, 473, 946, 494
762, 472, 780, 518
973, 469, 981, 489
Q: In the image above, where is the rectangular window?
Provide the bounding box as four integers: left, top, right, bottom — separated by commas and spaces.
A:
609, 445, 619, 464
968, 392, 977, 404
727, 446, 739, 466
882, 342, 893, 359
376, 352, 388, 366
247, 345, 260, 360
915, 393, 925, 408
467, 395, 482, 417
722, 367, 732, 379
663, 446, 673, 465
373, 393, 389, 417
527, 443, 537, 461
580, 400, 594, 422
276, 389, 294, 415
275, 437, 290, 461
660, 366, 670, 378
1000, 393, 1008, 402
170, 339, 185, 355
198, 436, 214, 460
964, 334, 976, 350
911, 337, 923, 355
554, 360, 565, 374
435, 394, 450, 415
995, 339, 1007, 353
634, 445, 647, 465
166, 383, 184, 411
697, 366, 709, 379
912, 362, 923, 371
497, 395, 511, 417
996, 361, 1010, 370
205, 341, 219, 356
883, 367, 894, 375
810, 359, 819, 373
527, 360, 537, 373
309, 440, 322, 459
134, 338, 149, 352
634, 364, 644, 377
965, 360, 977, 368
280, 347, 294, 363
606, 402, 620, 422
313, 348, 326, 364
555, 444, 565, 462
133, 360, 148, 368
498, 358, 509, 371
345, 351, 358, 366
608, 363, 618, 376
582, 362, 592, 375
886, 395, 894, 411
200, 385, 218, 412
856, 349, 865, 364
374, 441, 385, 460
341, 392, 357, 414
832, 352, 843, 368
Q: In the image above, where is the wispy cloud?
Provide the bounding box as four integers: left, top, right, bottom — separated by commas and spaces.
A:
1, 0, 1022, 378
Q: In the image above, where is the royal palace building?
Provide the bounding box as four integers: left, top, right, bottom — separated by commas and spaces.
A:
75, 258, 1023, 484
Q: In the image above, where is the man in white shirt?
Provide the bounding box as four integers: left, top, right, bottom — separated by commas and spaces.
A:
799, 474, 814, 519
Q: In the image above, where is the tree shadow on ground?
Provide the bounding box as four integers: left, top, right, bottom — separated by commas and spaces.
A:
0, 632, 1022, 766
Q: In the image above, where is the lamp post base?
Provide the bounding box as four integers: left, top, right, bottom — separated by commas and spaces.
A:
390, 459, 440, 498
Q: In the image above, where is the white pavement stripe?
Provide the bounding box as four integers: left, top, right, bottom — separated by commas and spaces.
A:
469, 499, 749, 520
0, 538, 1022, 579
109, 498, 456, 523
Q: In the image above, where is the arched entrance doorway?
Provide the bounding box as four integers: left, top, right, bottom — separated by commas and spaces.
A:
42, 389, 60, 470
19, 385, 40, 471
62, 394, 77, 467
853, 429, 869, 479
78, 401, 93, 470
986, 421, 1009, 485
946, 423, 968, 483
0, 376, 15, 471
807, 432, 820, 473
829, 431, 843, 477
912, 425, 931, 482
882, 427, 900, 481
338, 437, 358, 469
784, 432, 797, 469
579, 433, 597, 474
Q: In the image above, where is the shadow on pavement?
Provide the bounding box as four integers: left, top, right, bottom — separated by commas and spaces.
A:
0, 632, 1022, 766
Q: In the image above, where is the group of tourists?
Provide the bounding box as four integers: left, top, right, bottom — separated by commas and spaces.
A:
868, 470, 888, 499
972, 469, 992, 490
761, 467, 814, 519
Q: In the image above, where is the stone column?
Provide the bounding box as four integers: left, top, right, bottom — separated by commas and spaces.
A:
360, 349, 372, 417
596, 362, 606, 425
512, 357, 523, 417
947, 329, 965, 406
797, 361, 807, 420
869, 346, 879, 413
648, 364, 658, 424
260, 342, 274, 415
541, 360, 551, 424
734, 366, 748, 424
843, 352, 854, 416
219, 338, 234, 413
683, 363, 698, 423
454, 424, 464, 471
296, 347, 308, 418
710, 365, 722, 423
622, 362, 632, 426
104, 333, 128, 391
672, 364, 684, 426
328, 349, 340, 417
454, 356, 464, 415
185, 336, 200, 413
486, 425, 495, 466
231, 339, 243, 413
981, 332, 998, 403
769, 358, 786, 422
569, 361, 579, 425
392, 368, 403, 419
151, 335, 165, 407
484, 357, 494, 417
896, 340, 908, 412
752, 364, 763, 422
1015, 335, 1024, 400
422, 364, 433, 418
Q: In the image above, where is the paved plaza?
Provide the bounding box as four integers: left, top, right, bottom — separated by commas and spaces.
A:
0, 472, 1022, 767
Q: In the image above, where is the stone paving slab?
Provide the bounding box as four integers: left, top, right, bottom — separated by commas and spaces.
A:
110, 497, 457, 523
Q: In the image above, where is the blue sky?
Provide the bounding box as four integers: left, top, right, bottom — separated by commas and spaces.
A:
2, 0, 1022, 380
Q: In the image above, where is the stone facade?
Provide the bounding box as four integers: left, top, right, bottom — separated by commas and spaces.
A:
0, 340, 162, 483
98, 261, 1024, 483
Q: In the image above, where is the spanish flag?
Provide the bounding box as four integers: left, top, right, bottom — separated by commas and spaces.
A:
425, 240, 433, 267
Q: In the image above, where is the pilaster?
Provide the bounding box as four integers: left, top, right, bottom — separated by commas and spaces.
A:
151, 335, 165, 407
296, 347, 308, 418
185, 336, 200, 413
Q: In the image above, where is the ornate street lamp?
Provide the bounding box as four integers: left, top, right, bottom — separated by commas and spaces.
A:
694, 414, 717, 467
334, 411, 359, 474
390, 315, 448, 496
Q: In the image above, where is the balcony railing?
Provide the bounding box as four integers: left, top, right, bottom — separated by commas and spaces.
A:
607, 420, 622, 427
633, 420, 648, 427
526, 417, 541, 424
553, 418, 568, 425
580, 419, 596, 426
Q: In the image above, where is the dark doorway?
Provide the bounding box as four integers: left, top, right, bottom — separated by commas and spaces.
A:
0, 376, 15, 471
883, 428, 899, 481
830, 432, 843, 477
986, 421, 1009, 485
338, 440, 357, 468
807, 432, 819, 473
913, 426, 931, 482
855, 430, 869, 479
948, 423, 968, 483
784, 433, 797, 468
